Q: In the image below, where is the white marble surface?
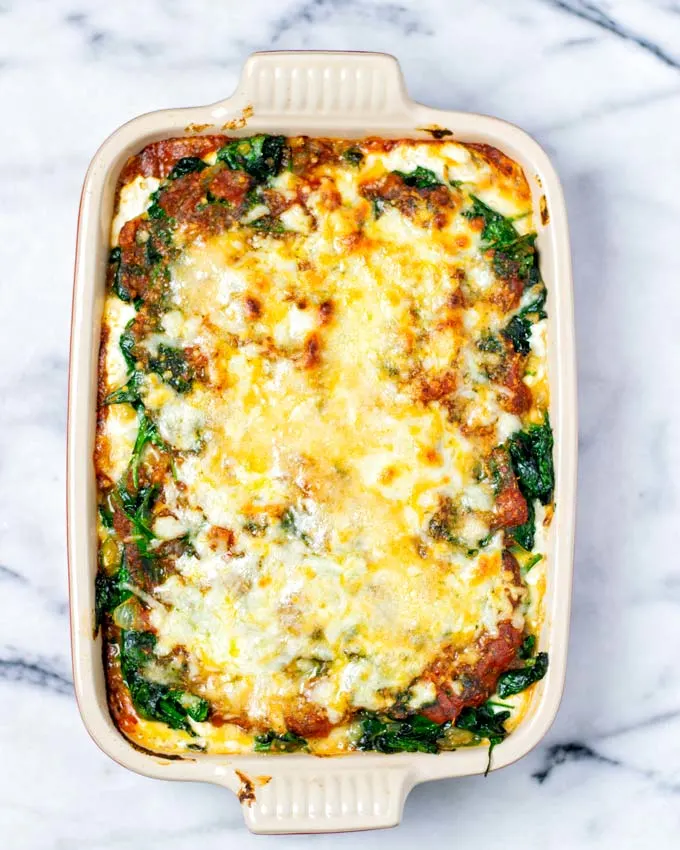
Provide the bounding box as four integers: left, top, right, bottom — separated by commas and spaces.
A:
2, 0, 680, 845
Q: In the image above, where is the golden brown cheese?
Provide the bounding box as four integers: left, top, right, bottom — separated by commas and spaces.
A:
95, 135, 552, 757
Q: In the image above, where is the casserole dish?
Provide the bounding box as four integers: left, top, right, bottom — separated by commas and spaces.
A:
68, 50, 576, 834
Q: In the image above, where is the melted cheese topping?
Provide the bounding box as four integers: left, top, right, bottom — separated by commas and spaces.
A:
97, 137, 550, 755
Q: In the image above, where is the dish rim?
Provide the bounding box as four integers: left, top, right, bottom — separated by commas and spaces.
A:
67, 49, 577, 834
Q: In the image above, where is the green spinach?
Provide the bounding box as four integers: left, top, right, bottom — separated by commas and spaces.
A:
129, 414, 166, 490
217, 135, 286, 182
493, 233, 537, 281
98, 502, 114, 529
372, 198, 386, 219
149, 344, 194, 394
455, 702, 510, 741
145, 234, 164, 267
95, 555, 132, 628
120, 630, 209, 733
502, 315, 532, 355
116, 481, 159, 558
146, 189, 169, 221
110, 246, 131, 302
280, 507, 313, 546
248, 215, 286, 234
465, 195, 539, 282
427, 498, 458, 544
357, 712, 446, 754
427, 499, 481, 558
519, 634, 536, 660
502, 286, 547, 354
280, 507, 298, 535
343, 147, 364, 166
497, 652, 549, 698
509, 495, 535, 551
477, 333, 503, 354
465, 196, 517, 247
521, 286, 547, 320
477, 531, 495, 549
393, 166, 442, 189
507, 417, 555, 505
244, 517, 269, 537
253, 730, 308, 753
119, 320, 138, 371
168, 156, 208, 180
104, 370, 143, 407
523, 552, 543, 571
455, 702, 511, 774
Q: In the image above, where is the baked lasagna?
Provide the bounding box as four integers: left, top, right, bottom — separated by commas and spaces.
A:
95, 133, 553, 764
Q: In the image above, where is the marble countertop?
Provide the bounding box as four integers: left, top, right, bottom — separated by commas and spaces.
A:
3, 0, 680, 846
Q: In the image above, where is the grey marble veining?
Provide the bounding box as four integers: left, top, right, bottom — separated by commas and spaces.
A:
2, 0, 680, 846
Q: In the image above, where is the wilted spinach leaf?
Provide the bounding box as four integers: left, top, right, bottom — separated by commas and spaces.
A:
182, 693, 210, 722
104, 370, 143, 407
523, 552, 543, 571
507, 417, 555, 505
280, 507, 298, 535
497, 652, 549, 698
168, 156, 208, 180
217, 135, 286, 182
372, 198, 386, 219
95, 554, 131, 628
477, 333, 503, 354
493, 233, 537, 281
343, 147, 364, 166
145, 234, 165, 267
109, 246, 132, 302
248, 215, 285, 234
98, 502, 114, 529
521, 286, 547, 320
465, 196, 517, 246
509, 494, 535, 551
427, 498, 477, 556
393, 166, 442, 189
357, 712, 447, 754
243, 516, 269, 537
120, 630, 209, 734
280, 507, 314, 546
455, 702, 510, 740
428, 499, 458, 544
129, 414, 167, 490
146, 189, 168, 221
120, 629, 156, 670
119, 320, 138, 371
502, 285, 548, 354
253, 730, 308, 753
502, 315, 532, 355
115, 480, 159, 559
455, 701, 511, 774
149, 344, 194, 394
465, 195, 539, 283
519, 634, 536, 660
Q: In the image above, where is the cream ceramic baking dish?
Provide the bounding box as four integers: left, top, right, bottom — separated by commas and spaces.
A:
67, 50, 577, 834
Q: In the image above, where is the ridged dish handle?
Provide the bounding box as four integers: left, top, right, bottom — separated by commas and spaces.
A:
219, 764, 414, 834
229, 50, 411, 119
